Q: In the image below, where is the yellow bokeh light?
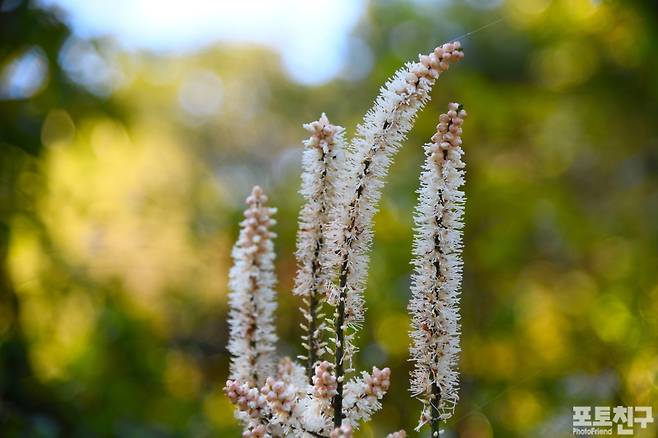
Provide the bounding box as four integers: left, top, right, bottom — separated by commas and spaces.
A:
506, 0, 552, 26
623, 352, 658, 405
41, 109, 76, 147
498, 389, 543, 431
165, 351, 202, 400
603, 9, 646, 68
518, 286, 568, 368
459, 411, 493, 438
203, 390, 238, 429
531, 40, 600, 91
375, 312, 409, 357
25, 290, 98, 381
30, 115, 228, 330
590, 294, 632, 344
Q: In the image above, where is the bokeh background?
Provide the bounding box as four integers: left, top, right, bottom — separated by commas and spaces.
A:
1, 0, 657, 436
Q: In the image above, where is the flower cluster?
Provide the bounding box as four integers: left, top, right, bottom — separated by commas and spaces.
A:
324, 41, 463, 425
313, 361, 337, 400
294, 113, 345, 380
225, 42, 469, 437
364, 367, 391, 399
243, 425, 267, 438
342, 367, 391, 426
224, 379, 268, 419
227, 186, 278, 387
330, 424, 353, 438
227, 362, 330, 434
409, 103, 467, 434
262, 377, 297, 420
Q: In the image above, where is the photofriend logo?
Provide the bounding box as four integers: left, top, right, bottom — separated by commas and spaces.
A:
572, 406, 654, 435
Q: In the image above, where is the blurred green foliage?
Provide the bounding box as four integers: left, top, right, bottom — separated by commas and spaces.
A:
1, 0, 658, 437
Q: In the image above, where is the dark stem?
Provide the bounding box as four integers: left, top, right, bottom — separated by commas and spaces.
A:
428, 222, 444, 436
331, 118, 389, 427
428, 127, 452, 435
304, 145, 329, 382
247, 198, 263, 386
429, 227, 444, 435
331, 162, 369, 427
306, 247, 321, 382
332, 260, 349, 427
248, 266, 260, 385
304, 429, 328, 438
430, 381, 442, 437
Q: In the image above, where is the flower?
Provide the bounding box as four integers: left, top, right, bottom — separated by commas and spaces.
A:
242, 424, 267, 438
227, 186, 279, 387
224, 379, 268, 419
342, 367, 391, 426
409, 103, 467, 431
330, 423, 353, 438
224, 42, 468, 436
294, 113, 345, 379
261, 377, 297, 421
325, 40, 464, 425
312, 361, 337, 400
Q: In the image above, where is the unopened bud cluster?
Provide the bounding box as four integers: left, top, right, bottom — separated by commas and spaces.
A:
313, 361, 337, 399
224, 380, 267, 419
395, 41, 463, 96
241, 187, 277, 257
429, 102, 467, 165
304, 113, 343, 152
341, 366, 393, 426
330, 423, 353, 438
364, 367, 391, 398
261, 377, 296, 419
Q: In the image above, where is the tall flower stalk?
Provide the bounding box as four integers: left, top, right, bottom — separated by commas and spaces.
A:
325, 41, 464, 427
224, 41, 469, 437
227, 186, 278, 388
294, 114, 345, 382
408, 103, 467, 436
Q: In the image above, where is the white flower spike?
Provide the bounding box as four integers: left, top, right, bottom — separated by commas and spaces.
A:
409, 103, 467, 435
326, 41, 464, 426
294, 114, 345, 380
228, 186, 279, 388
224, 41, 468, 437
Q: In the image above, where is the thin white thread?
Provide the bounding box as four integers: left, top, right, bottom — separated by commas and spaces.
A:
450, 17, 505, 42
